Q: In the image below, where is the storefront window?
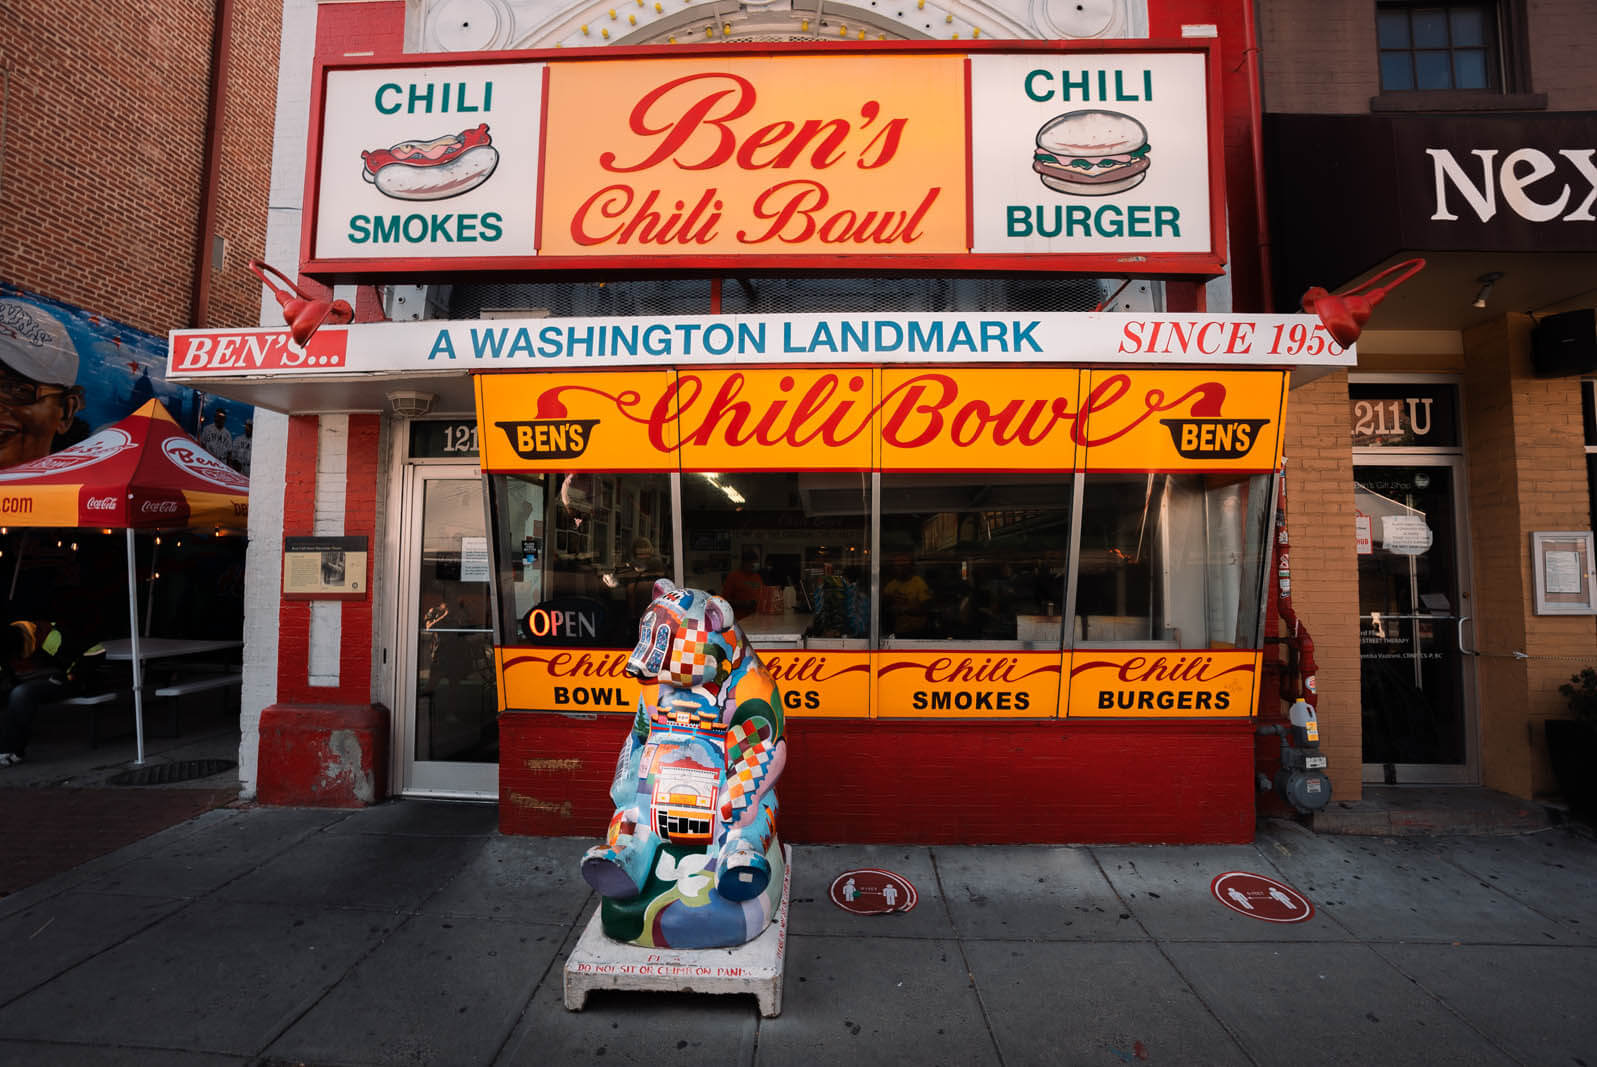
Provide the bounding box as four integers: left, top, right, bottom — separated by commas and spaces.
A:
680, 472, 871, 647
1076, 473, 1272, 648
878, 474, 1072, 648
488, 471, 674, 648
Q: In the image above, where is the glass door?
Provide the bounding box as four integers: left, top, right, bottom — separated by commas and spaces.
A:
1355, 456, 1477, 783
397, 465, 498, 797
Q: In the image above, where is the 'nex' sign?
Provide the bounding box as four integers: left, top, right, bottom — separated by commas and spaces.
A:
1428, 147, 1597, 223
171, 329, 349, 372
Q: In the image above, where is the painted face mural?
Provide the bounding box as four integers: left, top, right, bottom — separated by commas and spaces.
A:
581, 579, 788, 949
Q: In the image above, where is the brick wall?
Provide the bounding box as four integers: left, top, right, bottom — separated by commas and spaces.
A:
1280, 371, 1363, 798
0, 0, 280, 333
1528, 0, 1597, 110
1463, 315, 1596, 798
1260, 0, 1596, 114
1257, 0, 1378, 114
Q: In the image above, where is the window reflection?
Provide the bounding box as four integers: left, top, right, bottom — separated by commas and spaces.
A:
681, 472, 870, 647
489, 471, 674, 649
1076, 473, 1271, 649
878, 474, 1072, 647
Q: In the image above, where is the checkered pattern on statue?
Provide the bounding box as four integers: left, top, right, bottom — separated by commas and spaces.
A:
668, 626, 711, 686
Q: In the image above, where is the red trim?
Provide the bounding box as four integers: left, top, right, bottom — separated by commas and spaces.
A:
534, 63, 550, 252
276, 415, 321, 702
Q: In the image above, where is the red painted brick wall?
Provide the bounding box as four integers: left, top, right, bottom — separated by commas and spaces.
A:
501, 713, 1258, 843
0, 0, 280, 331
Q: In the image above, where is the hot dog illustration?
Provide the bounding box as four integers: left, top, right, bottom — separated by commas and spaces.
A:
360, 123, 499, 201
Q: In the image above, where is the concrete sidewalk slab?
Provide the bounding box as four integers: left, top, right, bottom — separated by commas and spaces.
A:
0, 897, 400, 1056
266, 913, 562, 1067
936, 844, 1141, 941
1165, 941, 1517, 1066
1376, 943, 1597, 1065
212, 829, 485, 911
74, 806, 345, 899
1095, 837, 1348, 942
783, 844, 952, 939
0, 890, 186, 1005
1425, 831, 1597, 944
1260, 830, 1569, 944
421, 834, 594, 925
963, 939, 1251, 1066
756, 933, 997, 1066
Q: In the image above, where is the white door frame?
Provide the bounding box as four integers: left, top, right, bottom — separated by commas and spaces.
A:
394, 461, 499, 799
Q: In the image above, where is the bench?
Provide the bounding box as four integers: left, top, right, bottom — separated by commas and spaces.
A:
152, 671, 243, 736
41, 688, 133, 747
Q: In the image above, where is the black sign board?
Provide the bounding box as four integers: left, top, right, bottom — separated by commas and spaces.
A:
1349, 383, 1460, 448
409, 420, 480, 459
1265, 111, 1597, 305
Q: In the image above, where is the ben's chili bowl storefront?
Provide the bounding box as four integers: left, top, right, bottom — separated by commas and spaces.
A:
169, 42, 1351, 843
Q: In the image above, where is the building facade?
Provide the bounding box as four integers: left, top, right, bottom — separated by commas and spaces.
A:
172, 0, 1592, 841
1259, 0, 1597, 801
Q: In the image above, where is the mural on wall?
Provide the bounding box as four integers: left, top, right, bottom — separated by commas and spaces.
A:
0, 284, 254, 475
581, 580, 787, 949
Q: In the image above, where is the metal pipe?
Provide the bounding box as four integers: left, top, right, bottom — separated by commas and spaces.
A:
190, 0, 236, 327
1243, 0, 1274, 310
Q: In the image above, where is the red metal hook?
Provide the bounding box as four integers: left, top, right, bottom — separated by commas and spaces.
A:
1301, 257, 1427, 348
248, 260, 354, 347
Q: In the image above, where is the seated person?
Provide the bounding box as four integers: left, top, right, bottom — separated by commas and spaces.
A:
882, 553, 933, 637
0, 618, 105, 766
721, 546, 765, 619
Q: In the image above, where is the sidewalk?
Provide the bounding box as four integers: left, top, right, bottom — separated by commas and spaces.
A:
1, 797, 1593, 1066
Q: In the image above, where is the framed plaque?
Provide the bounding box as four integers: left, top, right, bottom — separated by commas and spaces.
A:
283, 535, 369, 600
1532, 531, 1597, 615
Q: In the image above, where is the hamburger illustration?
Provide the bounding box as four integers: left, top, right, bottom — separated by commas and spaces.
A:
1032, 110, 1151, 197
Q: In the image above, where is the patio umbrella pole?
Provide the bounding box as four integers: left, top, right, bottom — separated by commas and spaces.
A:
125, 528, 146, 765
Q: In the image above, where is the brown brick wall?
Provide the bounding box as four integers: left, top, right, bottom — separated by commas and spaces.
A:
1462, 314, 1596, 798
1258, 0, 1379, 114
0, 0, 280, 334
1260, 0, 1597, 113
1281, 370, 1364, 799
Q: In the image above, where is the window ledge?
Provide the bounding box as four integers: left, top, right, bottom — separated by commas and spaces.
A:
1370, 90, 1548, 113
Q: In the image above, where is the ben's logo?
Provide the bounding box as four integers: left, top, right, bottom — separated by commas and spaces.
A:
496, 419, 599, 459
1160, 418, 1269, 460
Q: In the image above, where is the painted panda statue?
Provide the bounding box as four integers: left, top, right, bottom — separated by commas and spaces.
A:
580, 580, 787, 949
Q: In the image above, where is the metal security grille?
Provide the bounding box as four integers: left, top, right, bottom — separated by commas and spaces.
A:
450, 274, 1111, 318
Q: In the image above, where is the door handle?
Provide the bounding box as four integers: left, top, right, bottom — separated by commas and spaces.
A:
1457, 615, 1478, 656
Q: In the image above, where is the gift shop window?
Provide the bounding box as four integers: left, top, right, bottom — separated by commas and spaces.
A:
1075, 473, 1273, 648
488, 471, 675, 649
878, 473, 1073, 649
679, 471, 872, 648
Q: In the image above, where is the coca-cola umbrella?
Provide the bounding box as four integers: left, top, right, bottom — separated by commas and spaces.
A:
0, 400, 248, 763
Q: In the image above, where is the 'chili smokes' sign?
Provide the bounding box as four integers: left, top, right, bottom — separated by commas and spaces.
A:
304, 43, 1221, 274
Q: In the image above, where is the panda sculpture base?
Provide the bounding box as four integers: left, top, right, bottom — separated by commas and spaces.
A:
564, 845, 790, 1017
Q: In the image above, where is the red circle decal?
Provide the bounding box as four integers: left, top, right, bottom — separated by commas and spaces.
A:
829, 868, 918, 914
1210, 871, 1315, 923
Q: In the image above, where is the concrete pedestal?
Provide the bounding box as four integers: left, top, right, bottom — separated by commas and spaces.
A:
564, 846, 791, 1016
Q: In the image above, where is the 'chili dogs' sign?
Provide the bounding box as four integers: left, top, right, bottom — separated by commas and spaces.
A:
303, 42, 1222, 274
475, 367, 1287, 474
496, 645, 1257, 720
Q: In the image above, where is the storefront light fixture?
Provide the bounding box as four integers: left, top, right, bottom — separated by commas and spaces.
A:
388, 390, 436, 417
248, 259, 354, 347
1472, 272, 1504, 309
1300, 258, 1427, 348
